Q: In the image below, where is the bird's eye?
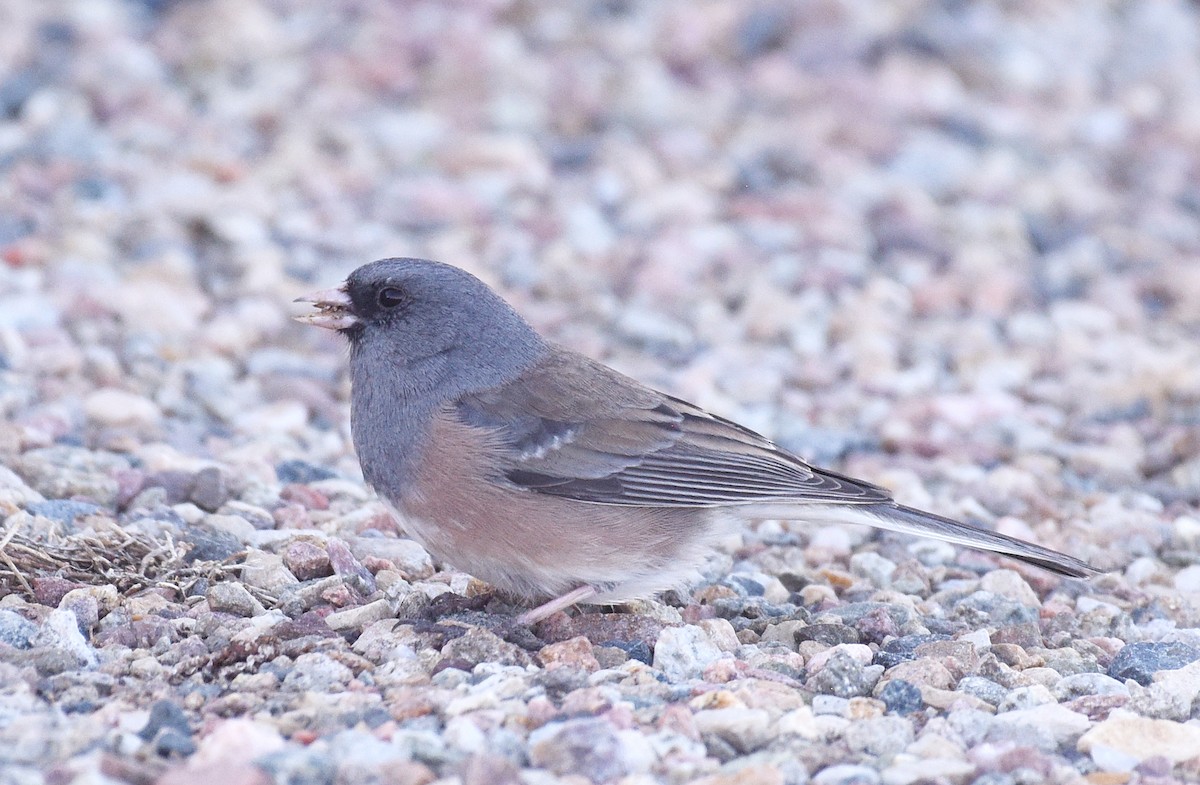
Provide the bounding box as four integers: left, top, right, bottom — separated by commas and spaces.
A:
377, 287, 406, 309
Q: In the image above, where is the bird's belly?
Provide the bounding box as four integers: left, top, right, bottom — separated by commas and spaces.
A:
387, 491, 714, 600
376, 411, 730, 601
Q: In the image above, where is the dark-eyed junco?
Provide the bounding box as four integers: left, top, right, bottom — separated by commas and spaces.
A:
297, 258, 1095, 623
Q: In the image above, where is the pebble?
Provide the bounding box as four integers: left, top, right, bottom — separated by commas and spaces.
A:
189, 466, 230, 511
274, 460, 337, 484
809, 642, 873, 670
537, 636, 601, 672
83, 388, 161, 427
1052, 673, 1128, 702
137, 699, 196, 756
24, 499, 102, 524
654, 625, 726, 681
349, 536, 434, 579
327, 538, 378, 596
206, 583, 267, 617
0, 609, 39, 648
239, 551, 300, 595
350, 621, 418, 664
459, 753, 521, 785
693, 708, 772, 754
31, 576, 81, 607
811, 695, 851, 716
189, 718, 286, 769
978, 569, 1040, 607
807, 649, 883, 698
0, 466, 44, 514
528, 718, 641, 782
992, 703, 1091, 745
220, 501, 276, 530
759, 620, 808, 651
843, 715, 914, 757
876, 679, 923, 715
1173, 564, 1200, 593
796, 623, 861, 647
1078, 709, 1200, 769
441, 627, 531, 668
281, 652, 354, 692
849, 552, 896, 587
881, 758, 974, 785
882, 659, 954, 691
697, 618, 741, 653
873, 634, 948, 668
811, 764, 881, 785
1127, 659, 1200, 721
59, 585, 117, 629
955, 676, 1008, 707
278, 483, 328, 511
996, 683, 1056, 711
282, 540, 333, 581
776, 706, 821, 741
1107, 641, 1200, 686
13, 446, 125, 506
30, 608, 98, 670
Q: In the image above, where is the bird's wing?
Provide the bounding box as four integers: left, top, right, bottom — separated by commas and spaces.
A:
452, 347, 891, 508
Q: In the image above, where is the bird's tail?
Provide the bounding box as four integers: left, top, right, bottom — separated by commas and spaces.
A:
857, 502, 1098, 578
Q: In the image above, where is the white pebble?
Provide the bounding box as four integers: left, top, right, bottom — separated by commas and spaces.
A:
83, 388, 161, 426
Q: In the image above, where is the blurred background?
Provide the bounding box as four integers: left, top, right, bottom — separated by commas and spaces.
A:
2, 0, 1200, 553
4, 2, 1200, 779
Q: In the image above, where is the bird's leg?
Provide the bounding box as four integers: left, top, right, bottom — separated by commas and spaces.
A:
516, 585, 598, 625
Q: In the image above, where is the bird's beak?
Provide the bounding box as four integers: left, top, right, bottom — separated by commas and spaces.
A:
293, 285, 358, 330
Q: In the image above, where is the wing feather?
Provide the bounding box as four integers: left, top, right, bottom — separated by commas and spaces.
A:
453, 345, 891, 508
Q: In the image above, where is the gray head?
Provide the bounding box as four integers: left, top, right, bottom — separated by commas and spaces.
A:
297, 258, 546, 401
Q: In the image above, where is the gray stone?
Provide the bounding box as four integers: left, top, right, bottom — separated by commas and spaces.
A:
653, 625, 725, 680
240, 551, 300, 595
1108, 641, 1200, 686
876, 679, 923, 715
812, 763, 882, 785
990, 704, 1090, 746
849, 552, 896, 587
956, 676, 1008, 707
328, 538, 377, 596
529, 718, 632, 782
13, 446, 126, 507
275, 460, 337, 484
807, 650, 882, 698
25, 500, 102, 524
0, 609, 38, 648
188, 466, 229, 512
282, 652, 355, 692
442, 627, 531, 668
1052, 672, 1128, 701
997, 684, 1055, 711
812, 695, 850, 716
692, 708, 772, 754
31, 608, 98, 670
206, 582, 267, 616
349, 535, 434, 579
326, 599, 395, 632
843, 715, 914, 758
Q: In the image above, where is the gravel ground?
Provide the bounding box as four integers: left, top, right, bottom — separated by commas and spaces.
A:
2, 1, 1200, 783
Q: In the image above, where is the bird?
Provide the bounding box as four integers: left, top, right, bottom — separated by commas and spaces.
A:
295, 258, 1096, 623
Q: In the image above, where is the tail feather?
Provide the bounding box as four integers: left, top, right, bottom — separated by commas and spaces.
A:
860, 503, 1097, 578
740, 500, 1098, 577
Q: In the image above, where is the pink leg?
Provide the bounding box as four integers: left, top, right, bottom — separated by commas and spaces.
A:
516, 585, 598, 625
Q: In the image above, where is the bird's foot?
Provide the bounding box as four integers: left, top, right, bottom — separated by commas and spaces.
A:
516, 585, 598, 625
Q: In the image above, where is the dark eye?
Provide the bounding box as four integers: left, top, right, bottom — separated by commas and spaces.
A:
377, 287, 406, 309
